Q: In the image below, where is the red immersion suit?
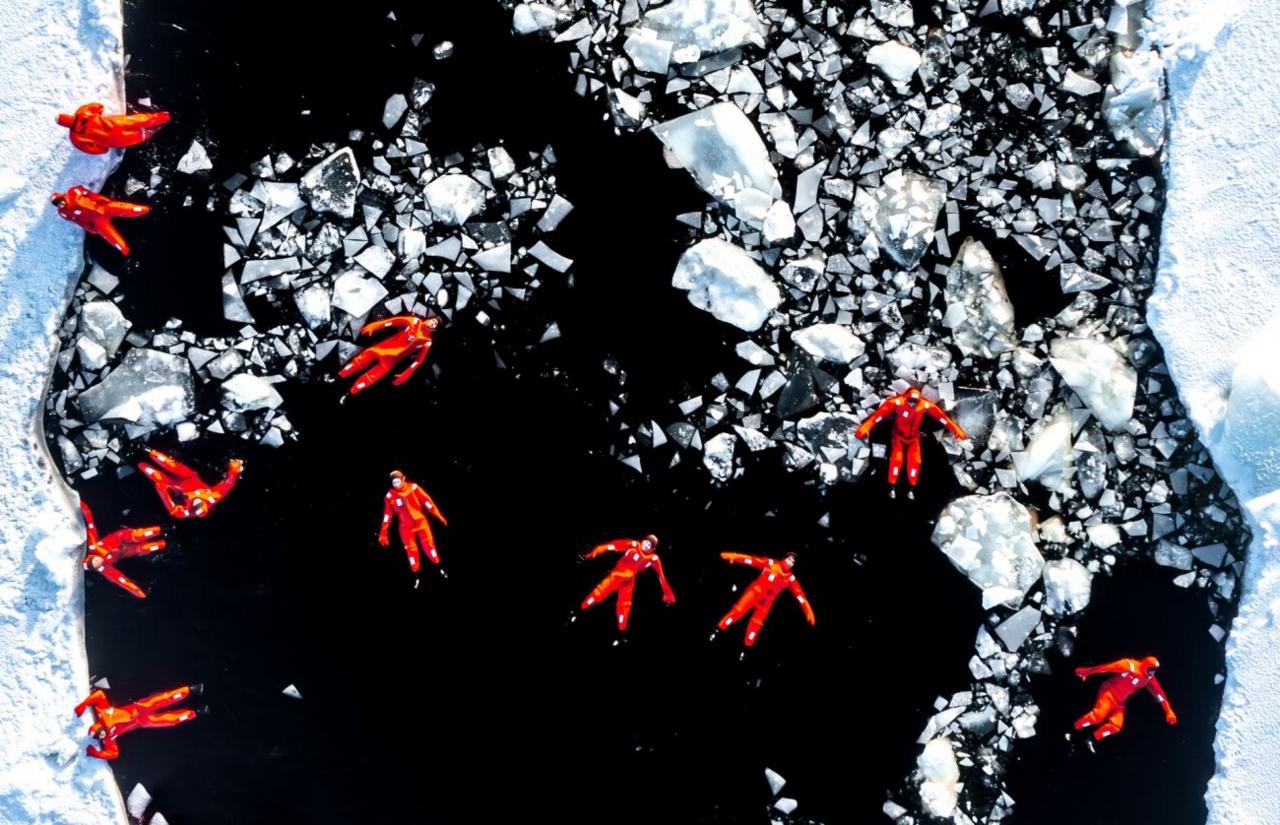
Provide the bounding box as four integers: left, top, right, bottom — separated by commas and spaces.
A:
580, 535, 676, 631
57, 103, 171, 154
378, 471, 447, 572
339, 315, 440, 396
137, 449, 242, 519
80, 501, 166, 599
75, 685, 201, 760
854, 388, 967, 489
1074, 657, 1177, 740
51, 186, 150, 256
717, 552, 815, 647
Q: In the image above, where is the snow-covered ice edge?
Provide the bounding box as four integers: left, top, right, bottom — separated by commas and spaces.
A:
1147, 0, 1280, 822
0, 1, 127, 823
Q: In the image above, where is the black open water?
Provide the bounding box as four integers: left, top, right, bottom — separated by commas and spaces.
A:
62, 2, 1224, 823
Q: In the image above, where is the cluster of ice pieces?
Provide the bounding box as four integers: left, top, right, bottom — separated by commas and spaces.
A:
125, 784, 170, 825
503, 0, 1247, 823
47, 81, 575, 478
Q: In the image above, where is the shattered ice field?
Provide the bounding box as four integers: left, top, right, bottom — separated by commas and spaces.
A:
3, 0, 1279, 824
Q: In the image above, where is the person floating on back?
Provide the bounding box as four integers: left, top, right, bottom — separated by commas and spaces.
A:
137, 449, 243, 519
378, 470, 447, 574
80, 501, 166, 599
714, 552, 815, 647
579, 534, 675, 631
57, 102, 170, 154
339, 314, 440, 396
1074, 656, 1178, 741
854, 387, 967, 498
76, 684, 204, 760
51, 186, 150, 256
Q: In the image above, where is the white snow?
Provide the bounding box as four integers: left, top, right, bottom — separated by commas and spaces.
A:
671, 238, 780, 331
1148, 0, 1280, 819
0, 0, 127, 823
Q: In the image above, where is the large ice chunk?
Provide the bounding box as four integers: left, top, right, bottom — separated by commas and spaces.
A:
933, 492, 1046, 609
1049, 337, 1137, 432
77, 348, 195, 428
653, 103, 780, 225
1104, 47, 1166, 157
632, 0, 766, 67
874, 170, 946, 269
1222, 324, 1280, 495
703, 431, 737, 480
866, 40, 922, 82
331, 270, 389, 318
672, 238, 780, 331
221, 373, 284, 412
1012, 408, 1074, 493
943, 238, 1016, 358
76, 300, 129, 369
300, 148, 360, 219
791, 324, 865, 363
1042, 558, 1093, 616
424, 173, 486, 226
917, 738, 960, 819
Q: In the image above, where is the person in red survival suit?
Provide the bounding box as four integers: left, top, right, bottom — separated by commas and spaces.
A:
50, 186, 150, 256
854, 387, 967, 497
137, 449, 243, 519
75, 684, 204, 760
714, 552, 815, 647
579, 535, 676, 631
339, 314, 440, 396
80, 501, 166, 599
378, 470, 448, 574
1074, 656, 1178, 741
57, 103, 171, 154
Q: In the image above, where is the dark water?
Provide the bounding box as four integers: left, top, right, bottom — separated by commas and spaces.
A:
66, 2, 1222, 823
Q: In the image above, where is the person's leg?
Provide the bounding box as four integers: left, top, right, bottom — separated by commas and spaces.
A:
887, 438, 906, 486
582, 573, 620, 611
615, 580, 636, 631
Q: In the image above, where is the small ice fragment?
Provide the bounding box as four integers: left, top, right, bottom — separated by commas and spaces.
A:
791, 324, 865, 364
300, 148, 360, 219
282, 684, 303, 700
432, 41, 454, 60
176, 140, 213, 174
703, 431, 737, 480
995, 605, 1041, 651
382, 94, 408, 128
221, 373, 283, 413
293, 284, 331, 329
126, 784, 152, 819
424, 174, 486, 226
765, 767, 786, 795
1042, 558, 1092, 615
